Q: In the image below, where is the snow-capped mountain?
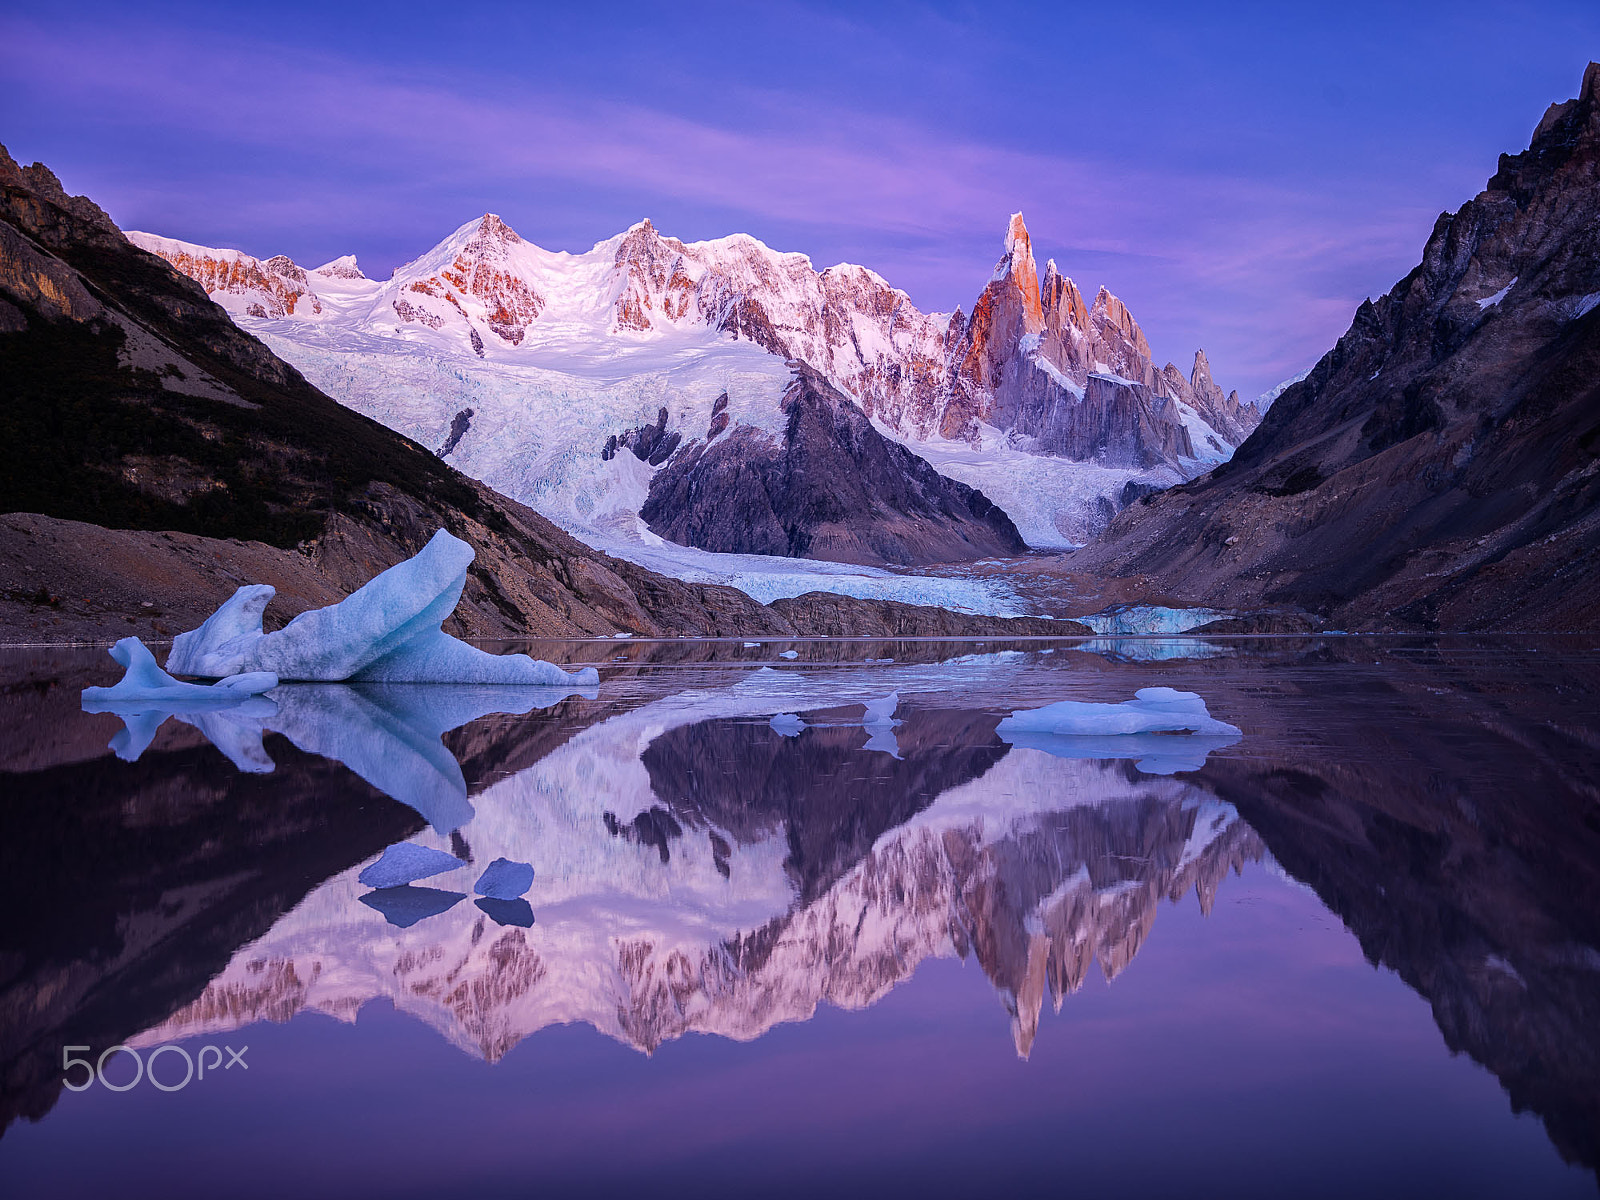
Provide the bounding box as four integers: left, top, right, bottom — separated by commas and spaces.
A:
132, 671, 1261, 1061
129, 214, 1260, 559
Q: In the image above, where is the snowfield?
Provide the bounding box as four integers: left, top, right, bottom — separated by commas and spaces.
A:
130, 217, 1248, 613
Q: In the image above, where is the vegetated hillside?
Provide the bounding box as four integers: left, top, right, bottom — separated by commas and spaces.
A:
1069, 63, 1600, 632
0, 144, 1092, 640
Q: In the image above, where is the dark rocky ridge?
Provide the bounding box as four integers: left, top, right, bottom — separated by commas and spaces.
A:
1067, 64, 1600, 631
641, 364, 1027, 565
0, 146, 1090, 642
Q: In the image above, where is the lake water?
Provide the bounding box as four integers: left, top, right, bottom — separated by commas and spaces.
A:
2, 636, 1597, 1198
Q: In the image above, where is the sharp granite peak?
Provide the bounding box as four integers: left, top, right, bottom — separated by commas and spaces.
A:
130, 211, 1261, 555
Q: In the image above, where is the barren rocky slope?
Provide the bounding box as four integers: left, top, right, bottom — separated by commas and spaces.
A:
640, 364, 1026, 564
1067, 64, 1600, 631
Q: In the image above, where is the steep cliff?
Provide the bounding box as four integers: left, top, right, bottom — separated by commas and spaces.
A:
1067, 64, 1600, 631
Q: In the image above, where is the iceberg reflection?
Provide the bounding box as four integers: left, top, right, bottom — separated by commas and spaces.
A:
84, 681, 596, 832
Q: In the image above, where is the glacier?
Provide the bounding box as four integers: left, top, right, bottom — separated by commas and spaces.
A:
166, 528, 599, 685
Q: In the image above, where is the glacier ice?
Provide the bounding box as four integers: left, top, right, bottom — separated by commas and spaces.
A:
475, 857, 535, 900
999, 687, 1241, 737
82, 636, 277, 706
997, 687, 1241, 775
359, 842, 467, 889
166, 529, 599, 686
861, 691, 901, 726
778, 650, 799, 660
1076, 606, 1227, 635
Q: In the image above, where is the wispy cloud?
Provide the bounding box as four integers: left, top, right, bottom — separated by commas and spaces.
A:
0, 16, 1441, 396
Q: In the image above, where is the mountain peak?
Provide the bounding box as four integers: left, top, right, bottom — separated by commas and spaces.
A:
1004, 211, 1030, 254
474, 213, 521, 245
313, 254, 365, 280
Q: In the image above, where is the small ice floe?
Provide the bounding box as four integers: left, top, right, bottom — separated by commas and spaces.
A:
359, 842, 466, 889
612, 632, 633, 639
82, 636, 276, 705
998, 687, 1242, 775
476, 897, 535, 927
743, 641, 761, 648
359, 886, 465, 928
166, 529, 598, 686
769, 712, 806, 737
475, 857, 534, 900
861, 691, 901, 726
778, 650, 800, 660
860, 691, 902, 759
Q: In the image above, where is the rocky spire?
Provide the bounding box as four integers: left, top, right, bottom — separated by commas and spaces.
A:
1001, 212, 1044, 333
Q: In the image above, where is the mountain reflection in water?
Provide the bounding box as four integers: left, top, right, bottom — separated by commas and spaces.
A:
1, 638, 1598, 1194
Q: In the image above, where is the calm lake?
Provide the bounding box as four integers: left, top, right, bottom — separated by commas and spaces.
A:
2, 636, 1597, 1198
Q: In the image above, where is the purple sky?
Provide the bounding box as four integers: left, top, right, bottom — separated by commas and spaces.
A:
3, 1, 1596, 398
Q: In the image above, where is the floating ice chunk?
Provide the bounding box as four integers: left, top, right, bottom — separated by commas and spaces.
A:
778, 650, 799, 660
359, 842, 466, 888
998, 687, 1241, 737
769, 712, 805, 737
475, 857, 535, 899
167, 529, 599, 686
475, 897, 535, 927
359, 886, 465, 928
743, 641, 761, 648
861, 691, 901, 727
612, 632, 633, 638
82, 637, 277, 705
999, 730, 1239, 775
998, 688, 1242, 775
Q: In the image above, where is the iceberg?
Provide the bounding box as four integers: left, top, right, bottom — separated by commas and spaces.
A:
998, 687, 1240, 737
861, 691, 901, 727
82, 637, 277, 705
778, 650, 799, 660
359, 842, 466, 889
859, 691, 903, 758
474, 857, 535, 900
997, 687, 1242, 775
166, 529, 599, 686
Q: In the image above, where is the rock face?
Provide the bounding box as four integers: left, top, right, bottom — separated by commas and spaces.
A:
640, 365, 1026, 565
1070, 63, 1600, 632
940, 213, 1262, 466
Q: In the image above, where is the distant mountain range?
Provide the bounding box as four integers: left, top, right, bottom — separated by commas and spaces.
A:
0, 143, 1090, 641
128, 211, 1261, 559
